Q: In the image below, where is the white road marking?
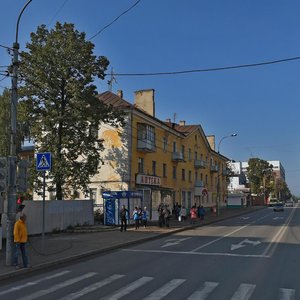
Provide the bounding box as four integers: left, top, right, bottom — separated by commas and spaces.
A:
161, 237, 191, 248
18, 272, 97, 300
230, 283, 256, 300
58, 274, 125, 300
279, 288, 295, 300
143, 278, 186, 300
0, 270, 70, 296
122, 248, 270, 258
191, 213, 271, 252
231, 239, 261, 251
263, 206, 296, 257
100, 276, 153, 300
187, 281, 219, 300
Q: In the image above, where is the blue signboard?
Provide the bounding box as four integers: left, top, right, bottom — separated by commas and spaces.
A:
36, 152, 52, 171
105, 199, 116, 225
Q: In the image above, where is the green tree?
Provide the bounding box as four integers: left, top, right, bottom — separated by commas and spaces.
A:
247, 158, 273, 196
275, 178, 291, 201
19, 22, 124, 200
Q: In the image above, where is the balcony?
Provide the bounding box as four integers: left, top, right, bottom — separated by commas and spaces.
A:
137, 140, 156, 152
194, 159, 206, 169
194, 180, 204, 187
210, 165, 218, 172
172, 152, 184, 162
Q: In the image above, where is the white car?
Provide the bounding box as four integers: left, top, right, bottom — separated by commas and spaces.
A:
285, 201, 293, 207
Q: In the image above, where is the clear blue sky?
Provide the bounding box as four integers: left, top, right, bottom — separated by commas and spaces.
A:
1, 0, 299, 195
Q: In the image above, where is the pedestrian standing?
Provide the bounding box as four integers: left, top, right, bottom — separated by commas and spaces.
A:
199, 205, 205, 220
190, 206, 197, 225
158, 204, 165, 227
180, 205, 187, 221
142, 206, 148, 228
119, 205, 128, 232
133, 207, 140, 229
13, 213, 30, 269
163, 205, 171, 227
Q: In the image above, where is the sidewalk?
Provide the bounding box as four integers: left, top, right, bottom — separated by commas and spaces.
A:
0, 206, 264, 281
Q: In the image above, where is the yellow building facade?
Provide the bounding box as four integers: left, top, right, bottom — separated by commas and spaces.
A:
84, 89, 229, 217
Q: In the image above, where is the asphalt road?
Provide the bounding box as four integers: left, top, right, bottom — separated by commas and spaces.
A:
0, 204, 299, 300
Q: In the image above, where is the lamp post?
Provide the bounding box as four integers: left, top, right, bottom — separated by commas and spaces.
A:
216, 133, 237, 216
6, 0, 33, 266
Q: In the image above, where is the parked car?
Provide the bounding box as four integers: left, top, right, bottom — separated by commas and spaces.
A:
273, 203, 284, 212
285, 200, 293, 207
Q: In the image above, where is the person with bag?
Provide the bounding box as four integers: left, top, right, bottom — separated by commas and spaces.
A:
190, 206, 197, 225
133, 207, 140, 230
141, 206, 148, 228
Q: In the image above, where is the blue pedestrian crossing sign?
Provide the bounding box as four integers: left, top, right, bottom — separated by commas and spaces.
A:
36, 152, 52, 171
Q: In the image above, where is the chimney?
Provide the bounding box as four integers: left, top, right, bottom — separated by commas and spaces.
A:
117, 90, 123, 98
206, 135, 215, 151
179, 120, 186, 126
166, 118, 171, 123
134, 89, 155, 117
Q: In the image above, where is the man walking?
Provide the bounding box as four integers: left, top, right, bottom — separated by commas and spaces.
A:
13, 213, 30, 269
119, 205, 128, 232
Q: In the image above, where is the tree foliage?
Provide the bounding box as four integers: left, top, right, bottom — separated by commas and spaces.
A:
0, 89, 10, 156
19, 22, 124, 200
247, 158, 273, 195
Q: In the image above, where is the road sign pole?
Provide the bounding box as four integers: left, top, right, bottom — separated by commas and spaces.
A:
42, 170, 46, 253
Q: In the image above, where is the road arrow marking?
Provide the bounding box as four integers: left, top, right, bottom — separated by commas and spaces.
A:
239, 217, 250, 220
161, 237, 191, 248
231, 239, 261, 251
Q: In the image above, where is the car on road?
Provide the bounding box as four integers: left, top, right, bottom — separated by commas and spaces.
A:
285, 200, 294, 207
268, 198, 279, 207
273, 203, 284, 212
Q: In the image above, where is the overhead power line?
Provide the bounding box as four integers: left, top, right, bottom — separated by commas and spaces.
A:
108, 56, 300, 77
88, 0, 142, 40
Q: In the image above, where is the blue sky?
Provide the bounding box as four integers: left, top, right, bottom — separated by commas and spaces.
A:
1, 0, 299, 195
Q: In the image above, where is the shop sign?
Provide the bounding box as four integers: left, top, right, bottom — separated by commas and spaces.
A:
136, 174, 161, 186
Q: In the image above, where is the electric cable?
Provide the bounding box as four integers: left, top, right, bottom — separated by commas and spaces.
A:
108, 56, 300, 77
88, 0, 142, 40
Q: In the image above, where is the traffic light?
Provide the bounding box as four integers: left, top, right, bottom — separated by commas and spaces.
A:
17, 159, 29, 193
0, 157, 7, 193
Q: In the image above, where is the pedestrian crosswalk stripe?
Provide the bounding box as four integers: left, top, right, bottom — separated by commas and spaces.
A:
143, 278, 186, 300
58, 274, 125, 300
279, 288, 295, 300
230, 283, 256, 300
187, 281, 219, 300
18, 272, 97, 300
100, 276, 153, 300
0, 270, 70, 296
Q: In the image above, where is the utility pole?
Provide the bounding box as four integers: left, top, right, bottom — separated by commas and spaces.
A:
6, 0, 32, 266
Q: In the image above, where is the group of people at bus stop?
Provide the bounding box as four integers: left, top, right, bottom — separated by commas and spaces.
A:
119, 202, 207, 232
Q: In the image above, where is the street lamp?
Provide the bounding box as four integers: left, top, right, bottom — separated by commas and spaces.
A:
216, 133, 237, 216
217, 133, 237, 153
6, 0, 33, 266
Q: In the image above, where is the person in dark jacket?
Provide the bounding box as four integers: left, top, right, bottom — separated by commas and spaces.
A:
119, 205, 128, 232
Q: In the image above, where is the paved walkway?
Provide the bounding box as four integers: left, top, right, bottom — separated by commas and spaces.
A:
0, 206, 264, 281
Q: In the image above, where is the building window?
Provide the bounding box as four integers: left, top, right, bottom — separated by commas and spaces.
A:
137, 123, 156, 147
138, 157, 144, 173
189, 170, 192, 182
200, 173, 203, 181
152, 160, 156, 176
163, 137, 167, 151
181, 145, 185, 159
182, 168, 185, 181
205, 174, 208, 185
195, 171, 198, 181
188, 148, 192, 161
173, 166, 177, 179
194, 151, 198, 160
163, 163, 167, 178
173, 141, 177, 153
